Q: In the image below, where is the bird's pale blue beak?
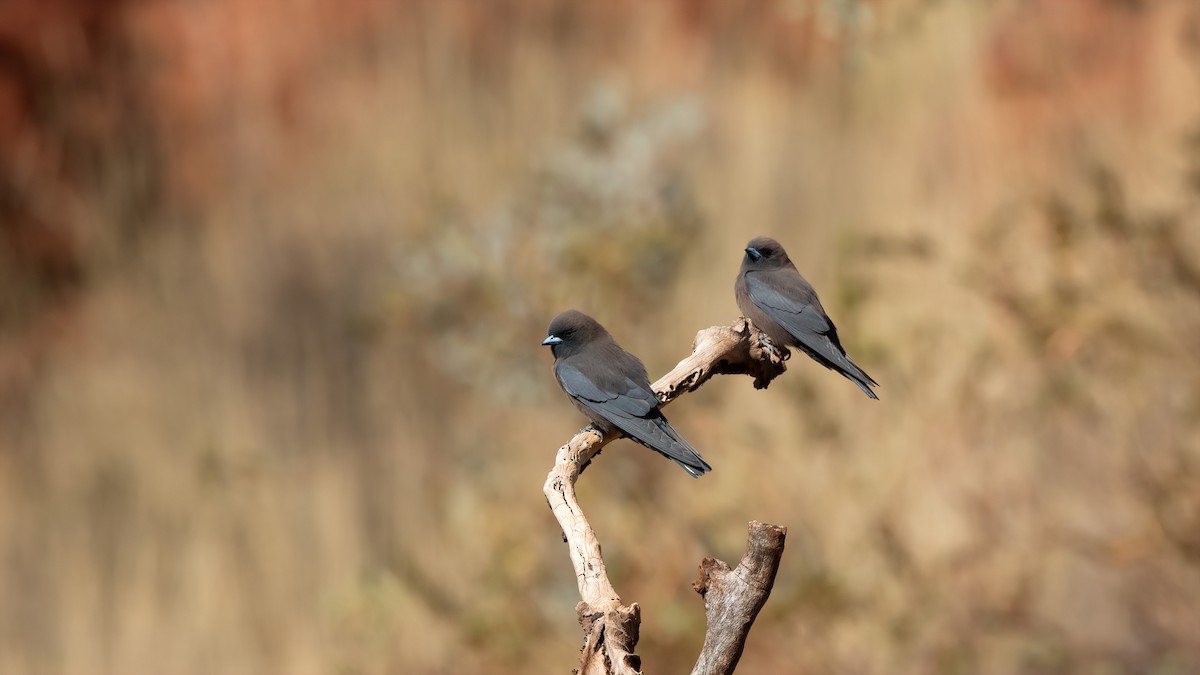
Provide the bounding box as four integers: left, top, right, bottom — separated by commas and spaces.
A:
541, 335, 562, 346
745, 247, 763, 262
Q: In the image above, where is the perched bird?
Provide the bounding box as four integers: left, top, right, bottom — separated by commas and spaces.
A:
541, 310, 712, 477
735, 236, 879, 399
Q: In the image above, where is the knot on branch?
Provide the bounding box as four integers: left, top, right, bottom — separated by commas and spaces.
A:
691, 556, 732, 596
577, 602, 643, 675
576, 602, 603, 632
607, 603, 641, 652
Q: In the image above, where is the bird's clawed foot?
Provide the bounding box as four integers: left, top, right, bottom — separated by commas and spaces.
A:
756, 333, 789, 361
574, 424, 604, 475
746, 330, 788, 390
579, 423, 604, 442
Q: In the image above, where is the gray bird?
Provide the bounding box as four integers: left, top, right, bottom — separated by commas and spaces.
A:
735, 236, 879, 399
542, 310, 712, 477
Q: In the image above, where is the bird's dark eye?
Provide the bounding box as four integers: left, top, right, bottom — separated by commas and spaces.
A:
762, 248, 774, 257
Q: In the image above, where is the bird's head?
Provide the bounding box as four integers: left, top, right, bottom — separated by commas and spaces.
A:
542, 309, 608, 358
743, 236, 791, 269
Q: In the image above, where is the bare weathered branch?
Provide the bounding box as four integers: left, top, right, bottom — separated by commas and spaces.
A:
543, 428, 641, 674
543, 319, 787, 674
690, 521, 788, 675
654, 318, 788, 402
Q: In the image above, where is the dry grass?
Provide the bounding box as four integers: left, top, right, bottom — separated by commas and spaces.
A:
1, 1, 1199, 673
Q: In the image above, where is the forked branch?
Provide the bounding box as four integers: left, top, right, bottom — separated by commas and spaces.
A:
543, 319, 788, 674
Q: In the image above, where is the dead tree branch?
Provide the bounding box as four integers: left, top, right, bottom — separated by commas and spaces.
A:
543, 319, 788, 675
691, 521, 788, 675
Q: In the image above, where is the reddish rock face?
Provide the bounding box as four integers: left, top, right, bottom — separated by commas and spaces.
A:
984, 0, 1157, 134
0, 0, 1183, 330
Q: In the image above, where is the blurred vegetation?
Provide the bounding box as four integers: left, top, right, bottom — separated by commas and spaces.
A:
1, 1, 1199, 674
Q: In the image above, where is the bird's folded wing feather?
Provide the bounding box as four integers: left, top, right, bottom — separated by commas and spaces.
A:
556, 359, 710, 474
555, 362, 658, 419
746, 273, 832, 336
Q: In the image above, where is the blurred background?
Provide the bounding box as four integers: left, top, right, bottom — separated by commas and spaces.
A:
1, 1, 1199, 673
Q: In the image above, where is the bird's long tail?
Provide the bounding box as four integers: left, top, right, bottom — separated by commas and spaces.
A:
801, 338, 880, 400
645, 415, 713, 478
834, 353, 878, 400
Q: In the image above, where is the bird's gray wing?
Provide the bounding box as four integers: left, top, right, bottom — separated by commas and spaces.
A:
745, 272, 834, 341
746, 271, 879, 398
555, 361, 658, 418
555, 362, 712, 476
